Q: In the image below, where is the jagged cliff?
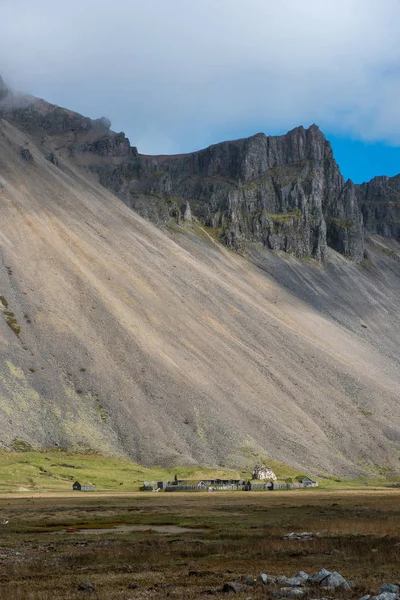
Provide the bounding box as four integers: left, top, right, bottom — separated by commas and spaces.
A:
130, 127, 365, 261
1, 77, 398, 262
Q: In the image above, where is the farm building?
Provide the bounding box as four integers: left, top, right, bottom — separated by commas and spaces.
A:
300, 477, 318, 487
72, 481, 94, 491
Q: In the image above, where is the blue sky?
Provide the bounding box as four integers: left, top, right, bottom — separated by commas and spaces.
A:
1, 0, 400, 184
326, 135, 400, 183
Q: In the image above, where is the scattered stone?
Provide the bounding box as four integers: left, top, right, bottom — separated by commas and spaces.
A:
284, 532, 316, 541
223, 582, 247, 593
379, 585, 400, 595
296, 572, 309, 583
360, 595, 371, 600
77, 582, 95, 592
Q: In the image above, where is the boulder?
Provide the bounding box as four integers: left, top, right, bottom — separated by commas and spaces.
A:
222, 582, 247, 593
321, 571, 351, 590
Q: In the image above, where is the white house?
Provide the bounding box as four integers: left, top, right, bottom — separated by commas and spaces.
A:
252, 465, 277, 481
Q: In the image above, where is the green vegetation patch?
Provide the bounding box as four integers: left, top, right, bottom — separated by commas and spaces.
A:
265, 209, 302, 223
11, 439, 34, 453
4, 311, 21, 336
0, 295, 8, 308
327, 216, 356, 230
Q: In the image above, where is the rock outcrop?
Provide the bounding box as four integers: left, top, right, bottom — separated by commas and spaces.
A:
356, 175, 400, 240
125, 126, 365, 261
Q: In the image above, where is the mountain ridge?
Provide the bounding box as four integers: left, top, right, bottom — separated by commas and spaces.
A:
1, 78, 398, 263
0, 79, 399, 476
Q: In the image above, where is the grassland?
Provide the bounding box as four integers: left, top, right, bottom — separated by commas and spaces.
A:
1, 451, 397, 494
0, 451, 248, 493
0, 490, 399, 599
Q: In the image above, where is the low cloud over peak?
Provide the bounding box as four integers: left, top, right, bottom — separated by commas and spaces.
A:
1, 0, 400, 154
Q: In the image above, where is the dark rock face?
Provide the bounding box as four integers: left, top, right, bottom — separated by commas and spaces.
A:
122, 125, 364, 260
356, 175, 400, 239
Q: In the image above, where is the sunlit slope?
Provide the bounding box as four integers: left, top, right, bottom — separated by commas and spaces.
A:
0, 119, 399, 476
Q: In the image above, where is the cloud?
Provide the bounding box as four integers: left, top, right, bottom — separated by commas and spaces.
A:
1, 0, 400, 153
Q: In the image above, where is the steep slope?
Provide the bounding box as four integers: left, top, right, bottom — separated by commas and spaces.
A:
0, 115, 400, 477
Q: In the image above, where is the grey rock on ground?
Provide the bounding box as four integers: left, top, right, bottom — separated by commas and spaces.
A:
379, 585, 400, 595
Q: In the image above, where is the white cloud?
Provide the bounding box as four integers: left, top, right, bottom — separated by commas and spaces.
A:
1, 0, 400, 153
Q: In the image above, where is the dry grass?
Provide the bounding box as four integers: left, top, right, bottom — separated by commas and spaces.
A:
0, 490, 399, 599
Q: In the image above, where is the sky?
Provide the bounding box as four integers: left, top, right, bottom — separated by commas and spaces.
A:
1, 0, 400, 183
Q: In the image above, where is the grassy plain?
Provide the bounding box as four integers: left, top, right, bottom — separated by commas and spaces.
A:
1, 451, 397, 493
0, 450, 246, 493
0, 489, 399, 599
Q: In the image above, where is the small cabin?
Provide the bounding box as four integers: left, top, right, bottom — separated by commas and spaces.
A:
72, 481, 94, 491
301, 477, 318, 487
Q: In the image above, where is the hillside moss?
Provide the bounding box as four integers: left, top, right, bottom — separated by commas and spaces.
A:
4, 311, 21, 336
327, 217, 356, 230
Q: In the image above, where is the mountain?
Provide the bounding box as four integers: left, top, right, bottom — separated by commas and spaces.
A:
0, 79, 399, 476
